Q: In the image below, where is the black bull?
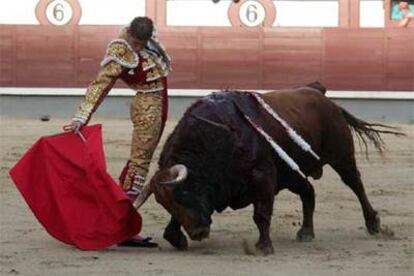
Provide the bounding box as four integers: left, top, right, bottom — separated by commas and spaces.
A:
136, 84, 402, 255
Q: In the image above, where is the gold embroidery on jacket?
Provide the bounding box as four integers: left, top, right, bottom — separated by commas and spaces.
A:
101, 39, 138, 68
146, 67, 163, 82
74, 61, 123, 123
140, 50, 169, 78
142, 59, 156, 71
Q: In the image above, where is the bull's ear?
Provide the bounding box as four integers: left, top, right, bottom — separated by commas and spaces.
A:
306, 81, 326, 95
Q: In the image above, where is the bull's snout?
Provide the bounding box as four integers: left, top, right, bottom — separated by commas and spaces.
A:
189, 227, 210, 241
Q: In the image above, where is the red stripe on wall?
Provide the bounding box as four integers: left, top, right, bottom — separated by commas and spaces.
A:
0, 25, 413, 91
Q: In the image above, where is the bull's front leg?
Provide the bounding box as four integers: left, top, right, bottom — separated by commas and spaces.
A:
252, 166, 276, 255
163, 216, 188, 250
253, 201, 274, 255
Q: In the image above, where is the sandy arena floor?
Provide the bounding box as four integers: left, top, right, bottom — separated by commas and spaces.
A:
0, 117, 413, 276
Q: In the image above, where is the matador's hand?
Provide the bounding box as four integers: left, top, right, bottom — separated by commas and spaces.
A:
63, 120, 84, 133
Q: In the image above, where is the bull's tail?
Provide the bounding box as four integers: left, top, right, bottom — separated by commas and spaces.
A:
340, 107, 405, 157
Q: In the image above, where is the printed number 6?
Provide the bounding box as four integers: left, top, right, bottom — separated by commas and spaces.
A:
53, 2, 65, 22
246, 4, 258, 23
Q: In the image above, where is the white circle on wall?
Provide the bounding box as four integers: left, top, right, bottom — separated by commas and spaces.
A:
45, 0, 73, 26
238, 0, 266, 27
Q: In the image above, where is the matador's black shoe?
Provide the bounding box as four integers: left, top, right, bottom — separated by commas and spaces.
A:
117, 235, 158, 248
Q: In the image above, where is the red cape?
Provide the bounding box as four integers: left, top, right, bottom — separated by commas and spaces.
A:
9, 125, 142, 250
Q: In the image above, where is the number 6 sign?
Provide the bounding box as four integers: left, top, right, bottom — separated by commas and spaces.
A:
36, 0, 81, 26
228, 0, 276, 27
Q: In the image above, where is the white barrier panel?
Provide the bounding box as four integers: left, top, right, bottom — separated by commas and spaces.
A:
166, 0, 232, 26
360, 0, 385, 28
0, 0, 39, 25
273, 0, 339, 27
78, 0, 145, 25
0, 0, 145, 25
166, 0, 339, 27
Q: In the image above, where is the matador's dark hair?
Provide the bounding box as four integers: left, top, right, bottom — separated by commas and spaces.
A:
129, 17, 154, 41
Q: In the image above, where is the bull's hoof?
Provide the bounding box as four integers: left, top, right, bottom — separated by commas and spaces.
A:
255, 241, 274, 256
366, 214, 381, 235
163, 228, 188, 251
296, 227, 315, 242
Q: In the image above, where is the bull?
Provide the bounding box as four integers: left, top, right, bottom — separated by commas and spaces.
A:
135, 83, 402, 255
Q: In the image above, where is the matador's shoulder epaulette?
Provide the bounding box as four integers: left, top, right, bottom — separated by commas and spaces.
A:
100, 39, 139, 69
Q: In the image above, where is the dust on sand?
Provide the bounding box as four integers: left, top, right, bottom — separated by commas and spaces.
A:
0, 117, 413, 276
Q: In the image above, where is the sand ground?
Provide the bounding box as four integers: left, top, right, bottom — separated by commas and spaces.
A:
0, 117, 413, 276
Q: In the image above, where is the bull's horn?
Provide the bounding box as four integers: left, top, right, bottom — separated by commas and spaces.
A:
134, 165, 188, 209
133, 184, 152, 210
159, 164, 188, 185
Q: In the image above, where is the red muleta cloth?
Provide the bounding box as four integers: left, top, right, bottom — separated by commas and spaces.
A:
9, 125, 142, 250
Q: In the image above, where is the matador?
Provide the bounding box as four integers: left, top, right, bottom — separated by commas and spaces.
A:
65, 17, 171, 205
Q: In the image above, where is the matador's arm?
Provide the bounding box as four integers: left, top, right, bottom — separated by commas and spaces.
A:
73, 39, 138, 124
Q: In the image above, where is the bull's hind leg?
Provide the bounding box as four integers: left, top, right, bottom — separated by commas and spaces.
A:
332, 159, 380, 234
288, 179, 315, 242
252, 165, 276, 255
